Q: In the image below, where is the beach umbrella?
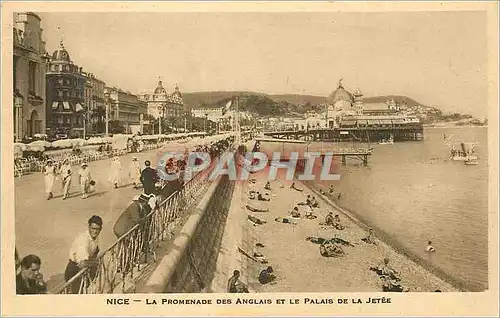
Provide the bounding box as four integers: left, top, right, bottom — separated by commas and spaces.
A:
14, 143, 27, 152
51, 139, 73, 149
28, 140, 51, 148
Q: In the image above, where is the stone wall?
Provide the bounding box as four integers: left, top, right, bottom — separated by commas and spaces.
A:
163, 175, 235, 293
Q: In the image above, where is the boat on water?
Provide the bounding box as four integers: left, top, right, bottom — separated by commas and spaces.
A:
449, 141, 478, 161
378, 135, 394, 145
464, 158, 479, 165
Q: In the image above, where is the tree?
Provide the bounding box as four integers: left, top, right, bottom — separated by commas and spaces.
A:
108, 120, 125, 134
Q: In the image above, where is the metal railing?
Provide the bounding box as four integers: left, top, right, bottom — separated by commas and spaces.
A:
50, 152, 222, 294
14, 143, 167, 178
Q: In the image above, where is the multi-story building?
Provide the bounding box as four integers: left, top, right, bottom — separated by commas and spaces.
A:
45, 40, 86, 138
82, 72, 106, 133
105, 87, 147, 134
13, 12, 50, 141
139, 80, 184, 119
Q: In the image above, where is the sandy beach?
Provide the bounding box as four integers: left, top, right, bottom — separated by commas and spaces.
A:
236, 168, 458, 293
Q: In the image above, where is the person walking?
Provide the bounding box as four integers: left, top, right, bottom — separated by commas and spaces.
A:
108, 156, 122, 189
60, 158, 72, 200
140, 160, 157, 195
129, 157, 142, 189
43, 159, 56, 200
64, 215, 103, 294
78, 163, 92, 199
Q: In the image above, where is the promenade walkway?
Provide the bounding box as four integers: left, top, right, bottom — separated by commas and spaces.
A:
237, 168, 457, 292
15, 148, 161, 290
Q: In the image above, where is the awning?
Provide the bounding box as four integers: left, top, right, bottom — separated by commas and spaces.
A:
357, 119, 368, 125
63, 102, 70, 110
392, 118, 406, 124
75, 103, 84, 112
52, 102, 59, 109
379, 119, 393, 125
367, 120, 381, 125
341, 120, 357, 126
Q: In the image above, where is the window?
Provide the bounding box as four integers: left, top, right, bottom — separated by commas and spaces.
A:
29, 61, 36, 94
57, 90, 63, 97
13, 56, 18, 90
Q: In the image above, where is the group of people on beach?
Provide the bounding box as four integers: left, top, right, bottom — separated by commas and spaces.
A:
234, 174, 443, 293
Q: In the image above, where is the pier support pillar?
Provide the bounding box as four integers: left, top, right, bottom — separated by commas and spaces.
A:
342, 155, 346, 166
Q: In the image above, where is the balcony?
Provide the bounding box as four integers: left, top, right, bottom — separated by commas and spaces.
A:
28, 92, 44, 106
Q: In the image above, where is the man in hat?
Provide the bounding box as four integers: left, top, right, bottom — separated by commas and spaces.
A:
78, 163, 92, 199
43, 159, 56, 200
129, 157, 142, 189
60, 158, 72, 200
140, 160, 157, 195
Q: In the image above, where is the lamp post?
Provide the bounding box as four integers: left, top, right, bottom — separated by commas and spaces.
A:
158, 104, 164, 135
14, 93, 23, 142
104, 92, 110, 136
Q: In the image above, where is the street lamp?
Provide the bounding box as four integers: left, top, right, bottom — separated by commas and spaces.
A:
204, 113, 208, 133
104, 92, 110, 136
14, 92, 23, 142
158, 103, 165, 135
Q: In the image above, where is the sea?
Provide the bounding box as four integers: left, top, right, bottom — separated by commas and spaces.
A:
260, 126, 489, 291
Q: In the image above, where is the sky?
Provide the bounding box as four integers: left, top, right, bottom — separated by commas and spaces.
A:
38, 11, 489, 118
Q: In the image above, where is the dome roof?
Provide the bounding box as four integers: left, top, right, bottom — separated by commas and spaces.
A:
327, 82, 353, 104
52, 40, 71, 62
154, 80, 167, 95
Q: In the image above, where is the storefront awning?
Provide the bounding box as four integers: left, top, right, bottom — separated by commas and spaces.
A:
52, 102, 59, 109
63, 102, 70, 110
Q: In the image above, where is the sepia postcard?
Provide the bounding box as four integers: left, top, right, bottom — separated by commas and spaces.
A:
1, 1, 499, 317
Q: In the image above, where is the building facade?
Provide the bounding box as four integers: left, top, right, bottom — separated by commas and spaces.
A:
139, 80, 184, 119
105, 87, 147, 134
82, 72, 106, 133
45, 40, 86, 138
13, 12, 49, 141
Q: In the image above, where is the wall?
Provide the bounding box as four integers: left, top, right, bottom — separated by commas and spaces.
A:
163, 175, 235, 293
139, 174, 236, 293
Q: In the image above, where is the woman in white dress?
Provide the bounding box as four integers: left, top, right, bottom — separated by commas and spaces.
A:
60, 158, 72, 200
128, 157, 142, 189
79, 163, 92, 199
108, 156, 122, 189
43, 160, 56, 200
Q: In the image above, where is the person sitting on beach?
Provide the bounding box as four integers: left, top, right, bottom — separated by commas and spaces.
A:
426, 241, 436, 252
290, 207, 301, 218
304, 206, 317, 219
320, 189, 326, 195
258, 266, 276, 285
362, 228, 377, 245
257, 192, 270, 202
337, 193, 342, 200
290, 182, 303, 192
248, 190, 256, 200
333, 214, 345, 230
275, 217, 298, 225
264, 181, 271, 191
246, 205, 269, 213
324, 212, 335, 226
371, 258, 400, 281
227, 270, 249, 293
329, 185, 335, 194
319, 241, 345, 258
248, 215, 266, 226
310, 197, 319, 208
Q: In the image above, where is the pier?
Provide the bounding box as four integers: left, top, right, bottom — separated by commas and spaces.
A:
263, 125, 424, 142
